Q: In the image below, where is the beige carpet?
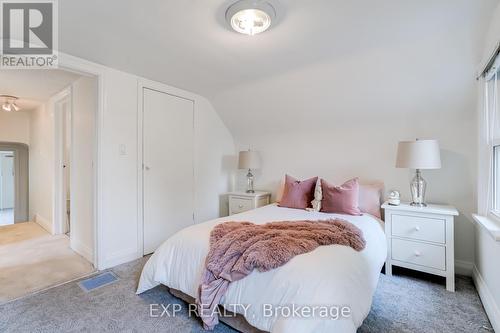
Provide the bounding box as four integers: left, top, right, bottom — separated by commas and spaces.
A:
0, 222, 95, 303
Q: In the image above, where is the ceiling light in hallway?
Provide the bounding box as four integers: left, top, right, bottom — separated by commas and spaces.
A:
0, 95, 20, 112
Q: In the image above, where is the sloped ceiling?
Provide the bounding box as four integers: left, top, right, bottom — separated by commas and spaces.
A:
59, 0, 498, 139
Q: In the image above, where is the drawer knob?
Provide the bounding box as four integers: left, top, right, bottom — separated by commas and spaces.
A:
414, 226, 420, 231
238, 204, 244, 208
414, 250, 421, 257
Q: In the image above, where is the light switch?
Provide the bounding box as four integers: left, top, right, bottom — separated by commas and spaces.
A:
119, 144, 127, 156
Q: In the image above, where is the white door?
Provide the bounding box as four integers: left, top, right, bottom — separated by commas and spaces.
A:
143, 88, 194, 255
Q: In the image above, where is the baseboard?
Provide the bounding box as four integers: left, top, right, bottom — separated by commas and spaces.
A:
70, 237, 94, 264
455, 260, 473, 276
100, 248, 140, 270
473, 265, 500, 332
34, 214, 53, 234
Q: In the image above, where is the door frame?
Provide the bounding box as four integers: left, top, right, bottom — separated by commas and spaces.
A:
56, 54, 104, 268
0, 153, 15, 210
53, 87, 72, 236
137, 79, 196, 257
0, 142, 29, 223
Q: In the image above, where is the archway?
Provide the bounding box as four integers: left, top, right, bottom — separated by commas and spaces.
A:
0, 142, 29, 223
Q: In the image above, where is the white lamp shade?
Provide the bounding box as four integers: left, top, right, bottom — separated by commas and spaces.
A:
238, 150, 261, 169
396, 140, 441, 169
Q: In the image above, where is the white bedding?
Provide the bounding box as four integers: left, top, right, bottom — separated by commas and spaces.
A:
137, 204, 387, 333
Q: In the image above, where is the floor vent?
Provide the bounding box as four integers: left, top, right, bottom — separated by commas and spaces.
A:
78, 272, 118, 292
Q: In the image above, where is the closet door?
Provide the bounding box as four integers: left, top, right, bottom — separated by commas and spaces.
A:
143, 88, 194, 255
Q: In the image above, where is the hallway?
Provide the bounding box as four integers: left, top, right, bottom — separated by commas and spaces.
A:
0, 222, 94, 303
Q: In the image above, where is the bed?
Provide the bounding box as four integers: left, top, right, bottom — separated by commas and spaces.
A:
137, 203, 387, 333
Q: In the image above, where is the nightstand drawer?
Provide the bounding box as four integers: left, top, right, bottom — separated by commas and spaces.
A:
229, 197, 253, 214
392, 214, 445, 244
392, 238, 446, 270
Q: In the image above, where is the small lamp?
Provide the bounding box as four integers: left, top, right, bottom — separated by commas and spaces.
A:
396, 139, 441, 207
238, 150, 261, 193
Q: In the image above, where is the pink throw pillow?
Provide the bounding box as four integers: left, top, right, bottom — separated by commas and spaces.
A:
321, 178, 362, 215
359, 183, 384, 218
278, 175, 318, 209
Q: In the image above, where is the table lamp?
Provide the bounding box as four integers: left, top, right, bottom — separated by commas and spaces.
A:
396, 139, 441, 207
238, 150, 261, 193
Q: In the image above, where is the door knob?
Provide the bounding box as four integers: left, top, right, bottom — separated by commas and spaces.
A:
414, 251, 421, 257
145, 166, 150, 171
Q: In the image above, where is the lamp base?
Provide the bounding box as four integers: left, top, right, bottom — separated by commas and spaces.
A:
410, 169, 427, 207
246, 169, 255, 193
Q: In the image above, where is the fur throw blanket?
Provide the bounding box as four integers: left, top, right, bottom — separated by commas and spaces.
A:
197, 219, 366, 330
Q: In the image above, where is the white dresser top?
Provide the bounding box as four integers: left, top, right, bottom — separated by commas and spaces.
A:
381, 201, 459, 216
227, 191, 271, 198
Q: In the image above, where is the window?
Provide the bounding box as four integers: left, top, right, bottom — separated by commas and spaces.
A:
493, 145, 500, 214
489, 72, 500, 216
479, 45, 500, 217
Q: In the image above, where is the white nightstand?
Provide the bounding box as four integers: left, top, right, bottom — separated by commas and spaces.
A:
228, 191, 271, 215
382, 201, 459, 292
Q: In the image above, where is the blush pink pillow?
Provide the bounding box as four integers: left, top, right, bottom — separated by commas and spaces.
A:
278, 175, 318, 209
320, 178, 362, 216
359, 183, 384, 218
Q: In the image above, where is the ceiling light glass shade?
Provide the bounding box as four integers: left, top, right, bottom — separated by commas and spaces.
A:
0, 95, 21, 112
230, 9, 271, 35
2, 103, 12, 112
226, 0, 276, 35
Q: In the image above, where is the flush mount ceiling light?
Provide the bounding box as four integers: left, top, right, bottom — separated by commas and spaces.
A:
1, 95, 21, 112
226, 0, 276, 36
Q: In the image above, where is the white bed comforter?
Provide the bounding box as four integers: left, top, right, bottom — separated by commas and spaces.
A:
137, 204, 387, 333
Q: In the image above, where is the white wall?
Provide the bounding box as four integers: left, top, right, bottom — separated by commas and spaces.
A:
474, 2, 500, 331
211, 0, 493, 270
70, 76, 97, 262
475, 227, 500, 331
97, 70, 236, 269
0, 111, 30, 145
99, 69, 139, 268
229, 117, 476, 269
194, 97, 236, 220
29, 104, 54, 231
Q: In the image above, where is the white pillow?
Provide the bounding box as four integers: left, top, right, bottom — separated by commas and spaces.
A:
308, 178, 323, 212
